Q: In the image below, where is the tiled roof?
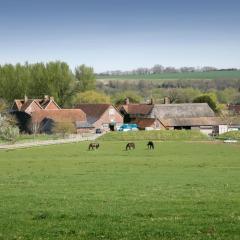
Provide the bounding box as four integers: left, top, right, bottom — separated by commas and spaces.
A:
13, 99, 43, 111
121, 104, 153, 115
31, 109, 86, 123
133, 118, 157, 129
75, 104, 112, 123
13, 97, 60, 111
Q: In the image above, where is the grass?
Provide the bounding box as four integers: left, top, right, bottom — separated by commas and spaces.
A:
217, 131, 240, 140
0, 134, 60, 144
100, 130, 210, 141
97, 70, 240, 82
0, 140, 239, 239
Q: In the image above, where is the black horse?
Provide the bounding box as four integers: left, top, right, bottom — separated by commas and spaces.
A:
126, 142, 135, 150
147, 141, 154, 149
88, 143, 100, 150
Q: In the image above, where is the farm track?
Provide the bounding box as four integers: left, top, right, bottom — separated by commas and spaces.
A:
0, 134, 103, 150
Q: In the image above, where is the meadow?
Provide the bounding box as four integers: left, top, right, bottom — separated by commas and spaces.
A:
97, 70, 240, 82
0, 140, 239, 240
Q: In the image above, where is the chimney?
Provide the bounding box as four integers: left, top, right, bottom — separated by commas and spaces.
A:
24, 94, 28, 103
164, 97, 170, 104
150, 98, 154, 105
125, 98, 130, 105
44, 95, 49, 101
50, 96, 54, 101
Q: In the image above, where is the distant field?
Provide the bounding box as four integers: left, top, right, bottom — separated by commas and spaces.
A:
97, 70, 240, 82
0, 140, 239, 239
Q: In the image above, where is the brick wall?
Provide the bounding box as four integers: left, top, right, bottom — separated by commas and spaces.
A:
93, 106, 123, 130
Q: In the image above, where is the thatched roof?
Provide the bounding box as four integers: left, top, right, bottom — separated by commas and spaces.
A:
151, 103, 215, 119
161, 117, 240, 127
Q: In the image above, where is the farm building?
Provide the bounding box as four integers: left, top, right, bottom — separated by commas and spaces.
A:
119, 101, 215, 122
119, 99, 216, 132
12, 95, 60, 114
75, 104, 123, 131
131, 118, 164, 130
30, 109, 88, 134
118, 99, 240, 134
11, 96, 92, 134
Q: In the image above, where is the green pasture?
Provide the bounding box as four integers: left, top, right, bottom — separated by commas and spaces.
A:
100, 130, 209, 141
0, 140, 239, 240
97, 70, 240, 82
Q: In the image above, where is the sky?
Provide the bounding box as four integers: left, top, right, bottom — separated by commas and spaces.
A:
0, 0, 239, 72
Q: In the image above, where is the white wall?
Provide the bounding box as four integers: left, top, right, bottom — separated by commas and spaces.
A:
200, 127, 213, 135
219, 125, 228, 134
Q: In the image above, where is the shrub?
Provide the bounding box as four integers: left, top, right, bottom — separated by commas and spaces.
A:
0, 114, 19, 143
53, 122, 76, 138
217, 131, 240, 140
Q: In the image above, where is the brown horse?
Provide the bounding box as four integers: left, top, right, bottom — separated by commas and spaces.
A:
147, 141, 154, 149
88, 143, 100, 150
126, 142, 135, 150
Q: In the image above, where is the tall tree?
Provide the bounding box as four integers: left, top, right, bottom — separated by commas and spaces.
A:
75, 64, 96, 92
193, 94, 219, 113
73, 90, 110, 104
45, 61, 75, 106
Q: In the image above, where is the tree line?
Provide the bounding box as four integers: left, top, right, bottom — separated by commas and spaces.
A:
0, 62, 96, 106
98, 65, 239, 76
1, 61, 240, 114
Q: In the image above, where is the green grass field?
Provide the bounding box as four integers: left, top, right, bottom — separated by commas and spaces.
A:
0, 134, 60, 144
0, 141, 239, 240
97, 70, 240, 82
100, 130, 209, 141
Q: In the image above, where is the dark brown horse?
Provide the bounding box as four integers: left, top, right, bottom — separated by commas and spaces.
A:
147, 141, 154, 149
88, 143, 100, 150
126, 142, 135, 150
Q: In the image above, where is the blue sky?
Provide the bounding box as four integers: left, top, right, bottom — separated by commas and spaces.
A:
0, 0, 239, 72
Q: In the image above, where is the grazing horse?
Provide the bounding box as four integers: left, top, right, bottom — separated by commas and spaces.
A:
88, 143, 100, 150
147, 141, 154, 149
126, 142, 135, 150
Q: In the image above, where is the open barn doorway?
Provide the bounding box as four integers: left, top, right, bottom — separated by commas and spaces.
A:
109, 123, 115, 131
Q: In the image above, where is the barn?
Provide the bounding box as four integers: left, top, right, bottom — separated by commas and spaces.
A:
75, 104, 123, 131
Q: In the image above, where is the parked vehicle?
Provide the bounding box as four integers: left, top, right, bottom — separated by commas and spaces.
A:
118, 124, 138, 132
95, 128, 102, 134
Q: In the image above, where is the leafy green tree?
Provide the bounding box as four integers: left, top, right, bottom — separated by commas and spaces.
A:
45, 61, 76, 106
0, 64, 30, 102
73, 90, 110, 104
175, 88, 201, 103
75, 65, 96, 92
113, 91, 142, 105
193, 94, 219, 112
